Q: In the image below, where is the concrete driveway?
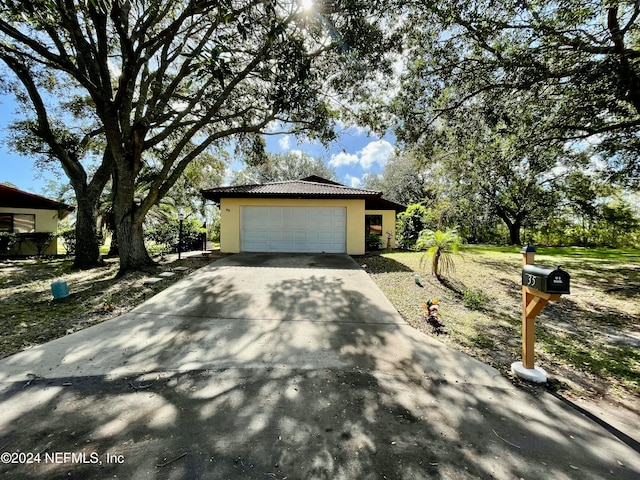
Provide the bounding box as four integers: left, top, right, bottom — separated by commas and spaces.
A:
0, 253, 639, 479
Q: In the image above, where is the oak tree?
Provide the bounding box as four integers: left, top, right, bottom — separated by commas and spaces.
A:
396, 0, 640, 186
0, 0, 398, 273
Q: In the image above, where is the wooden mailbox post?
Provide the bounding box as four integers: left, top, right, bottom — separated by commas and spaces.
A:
512, 245, 570, 383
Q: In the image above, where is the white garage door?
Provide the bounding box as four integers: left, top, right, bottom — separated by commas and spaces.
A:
241, 206, 346, 253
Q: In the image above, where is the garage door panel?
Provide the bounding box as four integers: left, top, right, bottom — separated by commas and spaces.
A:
241, 206, 346, 253
319, 231, 336, 240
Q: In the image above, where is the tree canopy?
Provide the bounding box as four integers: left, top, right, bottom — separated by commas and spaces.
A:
363, 151, 433, 206
0, 0, 399, 272
231, 150, 337, 185
395, 0, 640, 187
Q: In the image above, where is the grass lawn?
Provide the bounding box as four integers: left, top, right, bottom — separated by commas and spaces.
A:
355, 246, 640, 403
0, 254, 216, 360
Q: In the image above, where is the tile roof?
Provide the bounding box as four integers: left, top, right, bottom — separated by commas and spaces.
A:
202, 178, 382, 200
201, 176, 407, 212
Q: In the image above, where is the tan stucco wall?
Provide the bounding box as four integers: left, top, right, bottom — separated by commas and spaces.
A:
0, 207, 61, 255
220, 198, 367, 255
365, 209, 398, 249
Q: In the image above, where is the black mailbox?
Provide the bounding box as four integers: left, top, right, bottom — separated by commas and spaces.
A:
522, 265, 570, 294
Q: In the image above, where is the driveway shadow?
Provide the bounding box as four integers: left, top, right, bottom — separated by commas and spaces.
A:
0, 254, 638, 479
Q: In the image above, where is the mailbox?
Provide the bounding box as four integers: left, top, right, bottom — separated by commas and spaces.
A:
522, 265, 570, 294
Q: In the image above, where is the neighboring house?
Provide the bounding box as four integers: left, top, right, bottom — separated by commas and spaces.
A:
201, 175, 406, 255
0, 184, 75, 255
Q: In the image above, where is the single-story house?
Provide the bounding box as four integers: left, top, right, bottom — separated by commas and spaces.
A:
201, 175, 406, 255
0, 184, 75, 255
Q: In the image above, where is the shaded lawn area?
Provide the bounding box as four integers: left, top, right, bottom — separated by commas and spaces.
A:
0, 255, 215, 360
2, 247, 637, 402
356, 246, 640, 402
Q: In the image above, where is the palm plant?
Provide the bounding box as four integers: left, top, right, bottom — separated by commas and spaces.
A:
416, 228, 462, 282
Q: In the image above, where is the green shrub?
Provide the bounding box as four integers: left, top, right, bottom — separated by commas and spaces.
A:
463, 289, 487, 310
146, 242, 168, 257
20, 232, 56, 256
145, 217, 203, 253
58, 228, 76, 255
396, 204, 430, 249
145, 222, 178, 251
209, 217, 221, 242
0, 232, 17, 254
366, 233, 384, 251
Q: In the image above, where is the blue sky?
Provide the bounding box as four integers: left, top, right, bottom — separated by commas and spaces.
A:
0, 93, 394, 198
263, 126, 395, 188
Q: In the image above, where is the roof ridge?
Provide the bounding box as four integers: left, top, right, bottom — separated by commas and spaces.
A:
0, 183, 71, 205
245, 178, 381, 193
298, 178, 382, 194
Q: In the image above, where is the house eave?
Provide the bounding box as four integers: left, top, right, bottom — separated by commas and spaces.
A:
201, 191, 382, 205
200, 176, 405, 212
0, 184, 75, 212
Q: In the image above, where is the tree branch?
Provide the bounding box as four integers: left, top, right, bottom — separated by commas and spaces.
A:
0, 51, 86, 185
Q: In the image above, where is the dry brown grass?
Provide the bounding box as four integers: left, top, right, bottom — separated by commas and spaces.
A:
356, 247, 640, 404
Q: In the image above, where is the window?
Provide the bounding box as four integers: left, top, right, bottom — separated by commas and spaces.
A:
0, 213, 36, 233
0, 214, 11, 232
14, 214, 35, 233
365, 214, 383, 236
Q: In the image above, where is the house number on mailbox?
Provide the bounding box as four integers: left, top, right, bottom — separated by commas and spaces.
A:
514, 245, 570, 383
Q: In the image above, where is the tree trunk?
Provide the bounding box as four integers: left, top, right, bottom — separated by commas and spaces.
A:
69, 158, 111, 269
433, 249, 441, 278
508, 221, 522, 245
496, 210, 522, 245
108, 227, 119, 256
111, 168, 152, 275
73, 195, 104, 269
114, 209, 151, 275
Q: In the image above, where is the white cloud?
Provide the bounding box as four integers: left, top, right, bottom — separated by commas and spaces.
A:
328, 140, 395, 171
265, 121, 284, 133
586, 134, 605, 146
345, 174, 362, 188
278, 135, 291, 151
360, 140, 395, 169
329, 151, 360, 168
588, 154, 608, 172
